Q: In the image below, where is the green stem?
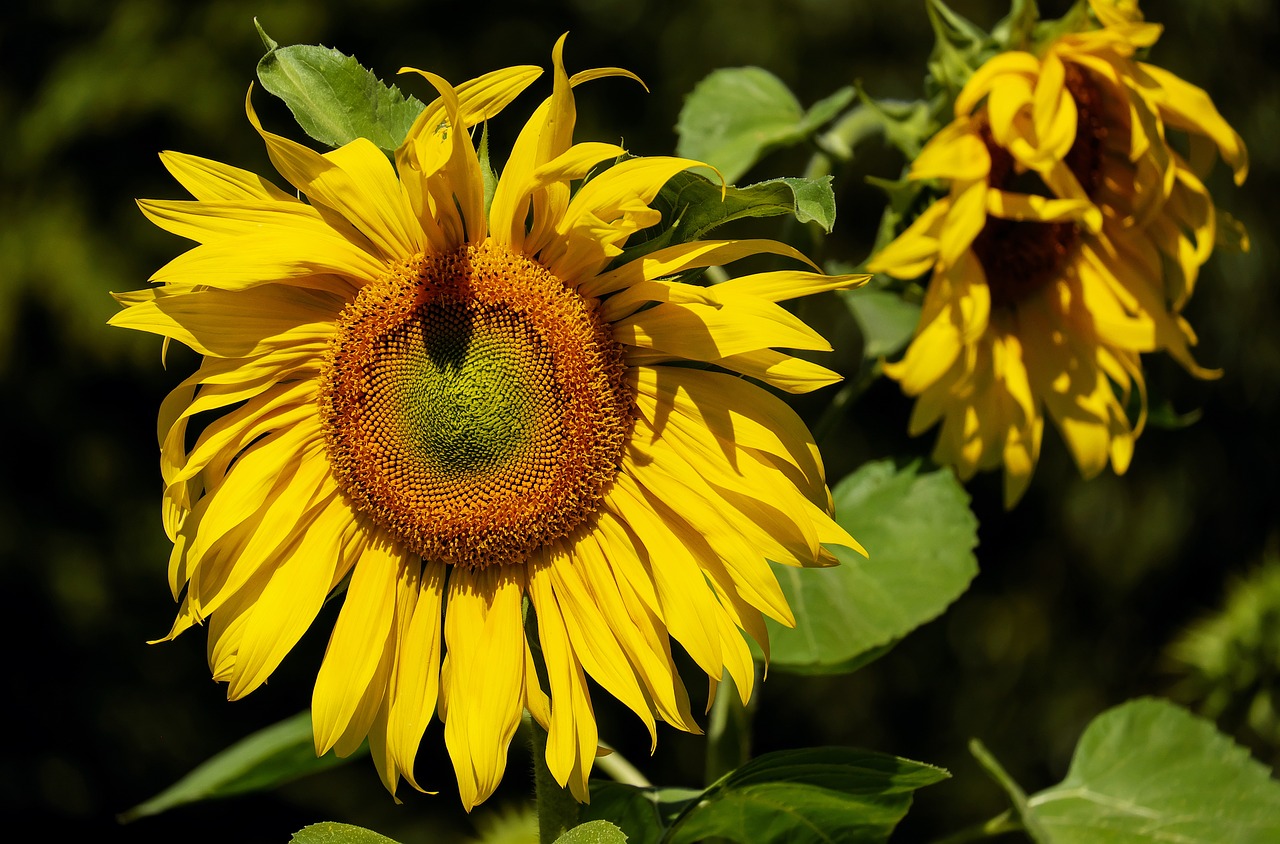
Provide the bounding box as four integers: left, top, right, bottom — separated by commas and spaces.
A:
926, 810, 1022, 844
529, 715, 580, 844
595, 745, 652, 788
703, 667, 760, 785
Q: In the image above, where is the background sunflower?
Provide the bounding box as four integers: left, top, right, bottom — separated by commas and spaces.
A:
2, 0, 1277, 841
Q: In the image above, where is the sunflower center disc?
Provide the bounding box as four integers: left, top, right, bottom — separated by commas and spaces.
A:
320, 242, 633, 568
972, 63, 1108, 309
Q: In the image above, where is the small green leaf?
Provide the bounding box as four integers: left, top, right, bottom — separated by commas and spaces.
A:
614, 170, 836, 267
841, 287, 922, 360
553, 820, 629, 844
669, 748, 948, 844
1024, 697, 1280, 843
767, 460, 978, 674
119, 711, 361, 821
290, 822, 403, 844
255, 29, 424, 151
676, 67, 853, 184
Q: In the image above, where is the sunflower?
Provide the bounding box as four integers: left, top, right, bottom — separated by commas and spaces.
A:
111, 38, 865, 809
868, 0, 1247, 506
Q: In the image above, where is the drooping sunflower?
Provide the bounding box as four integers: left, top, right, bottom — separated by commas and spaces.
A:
869, 0, 1247, 506
112, 38, 865, 809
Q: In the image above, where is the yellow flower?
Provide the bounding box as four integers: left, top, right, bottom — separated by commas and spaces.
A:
112, 38, 865, 809
869, 1, 1246, 506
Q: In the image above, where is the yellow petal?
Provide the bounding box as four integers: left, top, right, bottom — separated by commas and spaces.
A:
312, 532, 401, 756
442, 566, 526, 811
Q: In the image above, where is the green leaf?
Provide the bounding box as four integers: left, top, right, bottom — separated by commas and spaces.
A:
290, 822, 403, 844
1024, 697, 1280, 843
767, 460, 978, 674
255, 22, 424, 151
119, 711, 360, 821
676, 67, 853, 184
669, 748, 948, 844
614, 170, 836, 267
841, 287, 922, 360
553, 820, 629, 844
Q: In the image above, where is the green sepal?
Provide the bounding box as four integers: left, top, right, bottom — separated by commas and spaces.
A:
118, 710, 362, 821
254, 21, 424, 151
925, 0, 996, 100
478, 122, 499, 220
676, 66, 853, 184
851, 90, 938, 162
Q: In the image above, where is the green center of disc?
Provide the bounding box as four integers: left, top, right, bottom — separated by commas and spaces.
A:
387, 298, 545, 476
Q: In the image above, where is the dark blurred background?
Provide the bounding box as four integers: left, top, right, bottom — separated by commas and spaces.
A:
2, 0, 1276, 841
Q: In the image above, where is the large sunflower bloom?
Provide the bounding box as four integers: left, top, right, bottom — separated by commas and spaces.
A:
111, 39, 864, 809
869, 0, 1246, 505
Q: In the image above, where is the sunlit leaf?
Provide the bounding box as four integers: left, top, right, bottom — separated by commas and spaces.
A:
290, 822, 402, 844
255, 21, 424, 151
671, 748, 947, 844
676, 66, 853, 184
767, 460, 978, 674
1024, 697, 1280, 843
119, 711, 359, 821
615, 170, 836, 268
553, 820, 629, 843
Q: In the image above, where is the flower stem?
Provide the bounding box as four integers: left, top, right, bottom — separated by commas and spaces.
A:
595, 745, 652, 787
927, 810, 1022, 844
703, 667, 759, 785
529, 715, 579, 844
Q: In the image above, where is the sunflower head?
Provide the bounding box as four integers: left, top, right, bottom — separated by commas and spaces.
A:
868, 0, 1246, 507
112, 36, 865, 809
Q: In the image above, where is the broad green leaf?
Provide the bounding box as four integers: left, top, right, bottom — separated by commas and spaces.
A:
581, 784, 702, 844
553, 820, 629, 844
1023, 697, 1280, 843
614, 170, 836, 268
841, 287, 922, 360
120, 711, 360, 821
676, 67, 853, 184
767, 460, 978, 673
255, 22, 424, 151
669, 748, 948, 844
290, 822, 402, 844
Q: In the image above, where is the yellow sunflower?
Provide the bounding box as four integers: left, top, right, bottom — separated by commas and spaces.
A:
111, 38, 865, 809
869, 0, 1246, 506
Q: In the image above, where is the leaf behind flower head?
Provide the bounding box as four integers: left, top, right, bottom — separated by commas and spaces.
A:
119, 710, 361, 821
254, 20, 425, 151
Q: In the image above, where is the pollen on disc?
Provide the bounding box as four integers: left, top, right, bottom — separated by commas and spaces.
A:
320, 242, 633, 568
